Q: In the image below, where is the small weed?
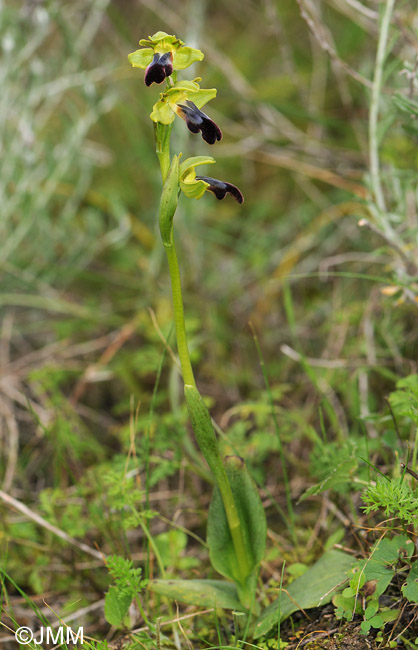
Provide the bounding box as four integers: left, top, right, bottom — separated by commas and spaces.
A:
333, 534, 418, 635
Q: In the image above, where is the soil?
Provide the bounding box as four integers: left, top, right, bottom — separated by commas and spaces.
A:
276, 604, 414, 649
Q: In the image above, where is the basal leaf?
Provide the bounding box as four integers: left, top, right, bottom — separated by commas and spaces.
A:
253, 550, 354, 639
207, 456, 266, 587
148, 578, 244, 611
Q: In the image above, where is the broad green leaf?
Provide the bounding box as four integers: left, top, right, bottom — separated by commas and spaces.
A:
349, 566, 365, 592
342, 587, 355, 598
207, 456, 266, 589
359, 561, 392, 598
360, 535, 415, 598
253, 550, 354, 639
104, 586, 132, 628
402, 560, 418, 603
148, 578, 244, 611
379, 608, 400, 622
333, 593, 357, 620
371, 535, 414, 564
365, 601, 379, 619
368, 614, 385, 629
360, 620, 372, 634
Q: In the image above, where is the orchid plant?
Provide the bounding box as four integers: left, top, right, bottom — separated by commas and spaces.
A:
129, 31, 265, 613
127, 32, 356, 637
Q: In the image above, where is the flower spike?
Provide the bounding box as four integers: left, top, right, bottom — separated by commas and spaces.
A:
196, 176, 244, 203
144, 52, 173, 86
176, 101, 222, 145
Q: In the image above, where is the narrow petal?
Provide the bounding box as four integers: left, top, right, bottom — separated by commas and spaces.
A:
196, 176, 244, 204
144, 52, 173, 86
176, 100, 222, 144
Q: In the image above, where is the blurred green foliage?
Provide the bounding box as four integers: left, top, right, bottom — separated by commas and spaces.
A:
1, 0, 418, 646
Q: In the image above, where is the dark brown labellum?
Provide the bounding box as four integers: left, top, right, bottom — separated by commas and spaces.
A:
196, 176, 244, 203
144, 52, 173, 86
176, 100, 222, 144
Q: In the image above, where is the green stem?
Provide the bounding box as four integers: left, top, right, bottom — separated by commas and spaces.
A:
165, 240, 252, 581
217, 476, 252, 582
164, 239, 252, 580
163, 241, 196, 388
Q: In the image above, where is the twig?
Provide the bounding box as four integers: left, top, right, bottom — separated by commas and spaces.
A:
249, 149, 367, 197
296, 628, 339, 648
0, 398, 19, 491
400, 463, 418, 481
393, 608, 418, 643
296, 0, 373, 88
130, 608, 214, 634
340, 0, 378, 21
280, 343, 377, 369
358, 218, 417, 273
0, 490, 104, 561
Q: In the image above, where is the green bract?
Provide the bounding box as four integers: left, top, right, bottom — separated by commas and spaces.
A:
179, 156, 215, 199
150, 79, 217, 125
128, 31, 203, 71
159, 155, 179, 246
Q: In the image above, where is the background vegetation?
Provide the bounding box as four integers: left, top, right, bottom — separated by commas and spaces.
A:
1, 0, 418, 648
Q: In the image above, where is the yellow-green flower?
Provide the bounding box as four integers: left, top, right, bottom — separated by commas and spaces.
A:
128, 31, 204, 86
151, 80, 222, 144
180, 157, 244, 203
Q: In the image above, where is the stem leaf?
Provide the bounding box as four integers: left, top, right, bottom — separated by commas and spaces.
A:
207, 456, 266, 599
159, 154, 179, 244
